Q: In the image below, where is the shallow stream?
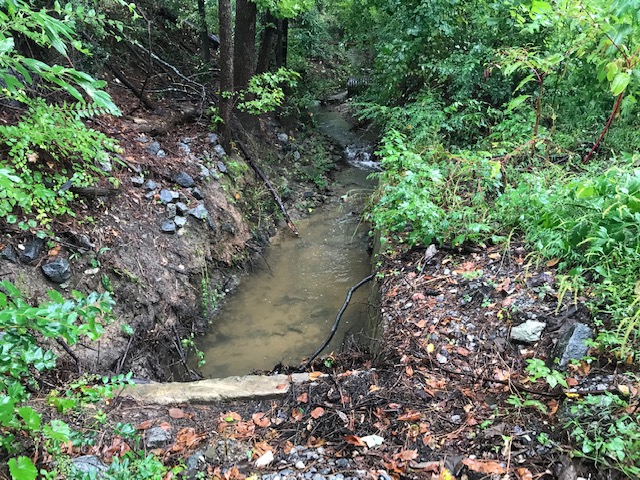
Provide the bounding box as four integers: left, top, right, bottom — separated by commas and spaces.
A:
196, 104, 378, 378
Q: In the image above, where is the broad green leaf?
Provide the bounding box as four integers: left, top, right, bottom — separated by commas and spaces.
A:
506, 94, 530, 112
8, 456, 37, 480
17, 407, 41, 431
611, 71, 631, 96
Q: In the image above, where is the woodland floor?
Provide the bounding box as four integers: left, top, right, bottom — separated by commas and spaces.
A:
29, 239, 632, 479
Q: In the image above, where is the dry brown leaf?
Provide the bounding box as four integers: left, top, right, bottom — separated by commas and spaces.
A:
515, 467, 534, 480
309, 371, 323, 380
137, 420, 156, 430
398, 411, 421, 422
546, 258, 560, 267
409, 460, 440, 472
159, 421, 172, 431
252, 412, 271, 428
405, 365, 414, 377
344, 435, 365, 447
461, 458, 506, 475
297, 392, 309, 403
395, 449, 418, 461
310, 407, 325, 419
168, 407, 190, 419
457, 347, 470, 357
275, 383, 288, 390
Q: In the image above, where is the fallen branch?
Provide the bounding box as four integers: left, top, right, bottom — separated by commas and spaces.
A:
107, 63, 157, 111
300, 273, 376, 370
237, 140, 299, 236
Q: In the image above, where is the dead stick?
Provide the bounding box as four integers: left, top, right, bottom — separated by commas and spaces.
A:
107, 63, 157, 111
300, 273, 375, 370
56, 338, 82, 375
237, 140, 299, 236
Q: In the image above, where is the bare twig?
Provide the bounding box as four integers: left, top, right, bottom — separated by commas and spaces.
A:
300, 273, 376, 370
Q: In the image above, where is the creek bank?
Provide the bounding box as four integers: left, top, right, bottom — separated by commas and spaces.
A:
0, 95, 346, 382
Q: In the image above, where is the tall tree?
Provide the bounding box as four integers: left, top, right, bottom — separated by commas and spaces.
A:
233, 0, 257, 90
197, 0, 210, 64
256, 10, 278, 74
218, 0, 234, 150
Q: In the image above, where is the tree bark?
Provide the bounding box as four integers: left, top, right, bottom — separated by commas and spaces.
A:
233, 0, 257, 90
197, 0, 210, 64
256, 11, 277, 74
218, 0, 234, 151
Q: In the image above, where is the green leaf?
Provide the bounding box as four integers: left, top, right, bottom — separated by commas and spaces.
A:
506, 95, 531, 112
17, 407, 41, 431
611, 72, 631, 96
8, 456, 37, 480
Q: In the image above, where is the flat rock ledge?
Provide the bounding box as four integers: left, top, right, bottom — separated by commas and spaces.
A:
125, 373, 311, 405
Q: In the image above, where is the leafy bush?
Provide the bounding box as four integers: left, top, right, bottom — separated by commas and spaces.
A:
370, 130, 501, 247
237, 67, 301, 115
0, 280, 114, 479
0, 99, 121, 226
566, 393, 640, 477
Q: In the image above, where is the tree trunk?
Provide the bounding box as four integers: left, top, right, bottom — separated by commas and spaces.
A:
218, 0, 234, 151
197, 0, 210, 65
233, 0, 257, 90
275, 18, 288, 68
256, 11, 277, 74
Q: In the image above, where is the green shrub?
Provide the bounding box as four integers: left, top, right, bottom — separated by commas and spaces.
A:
0, 280, 114, 479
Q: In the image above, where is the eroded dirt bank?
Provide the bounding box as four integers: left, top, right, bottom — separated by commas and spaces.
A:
0, 98, 346, 381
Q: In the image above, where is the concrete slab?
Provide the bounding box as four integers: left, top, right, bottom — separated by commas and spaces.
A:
124, 373, 310, 405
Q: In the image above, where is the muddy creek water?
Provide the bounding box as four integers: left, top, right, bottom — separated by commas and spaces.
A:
197, 107, 377, 378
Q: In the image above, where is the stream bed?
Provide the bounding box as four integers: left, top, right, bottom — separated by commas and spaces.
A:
197, 168, 374, 378
196, 105, 378, 378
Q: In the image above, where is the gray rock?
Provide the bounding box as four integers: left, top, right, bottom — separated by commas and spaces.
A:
1, 244, 19, 263
198, 164, 210, 179
144, 191, 156, 200
185, 450, 204, 471
176, 202, 189, 215
156, 149, 167, 158
175, 172, 195, 188
42, 258, 72, 283
136, 136, 149, 144
175, 216, 187, 228
178, 143, 191, 154
205, 439, 250, 464
192, 188, 204, 200
181, 137, 192, 144
131, 176, 145, 187
161, 219, 177, 234
146, 426, 172, 448
214, 144, 227, 158
144, 179, 158, 191
208, 133, 220, 145
146, 141, 162, 155
277, 133, 289, 144
166, 204, 177, 218
20, 239, 45, 264
295, 461, 306, 470
72, 455, 108, 475
217, 161, 227, 173
553, 323, 593, 368
293, 151, 301, 161
189, 204, 210, 220
335, 458, 349, 468
159, 189, 176, 204
510, 320, 546, 343
98, 155, 113, 173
